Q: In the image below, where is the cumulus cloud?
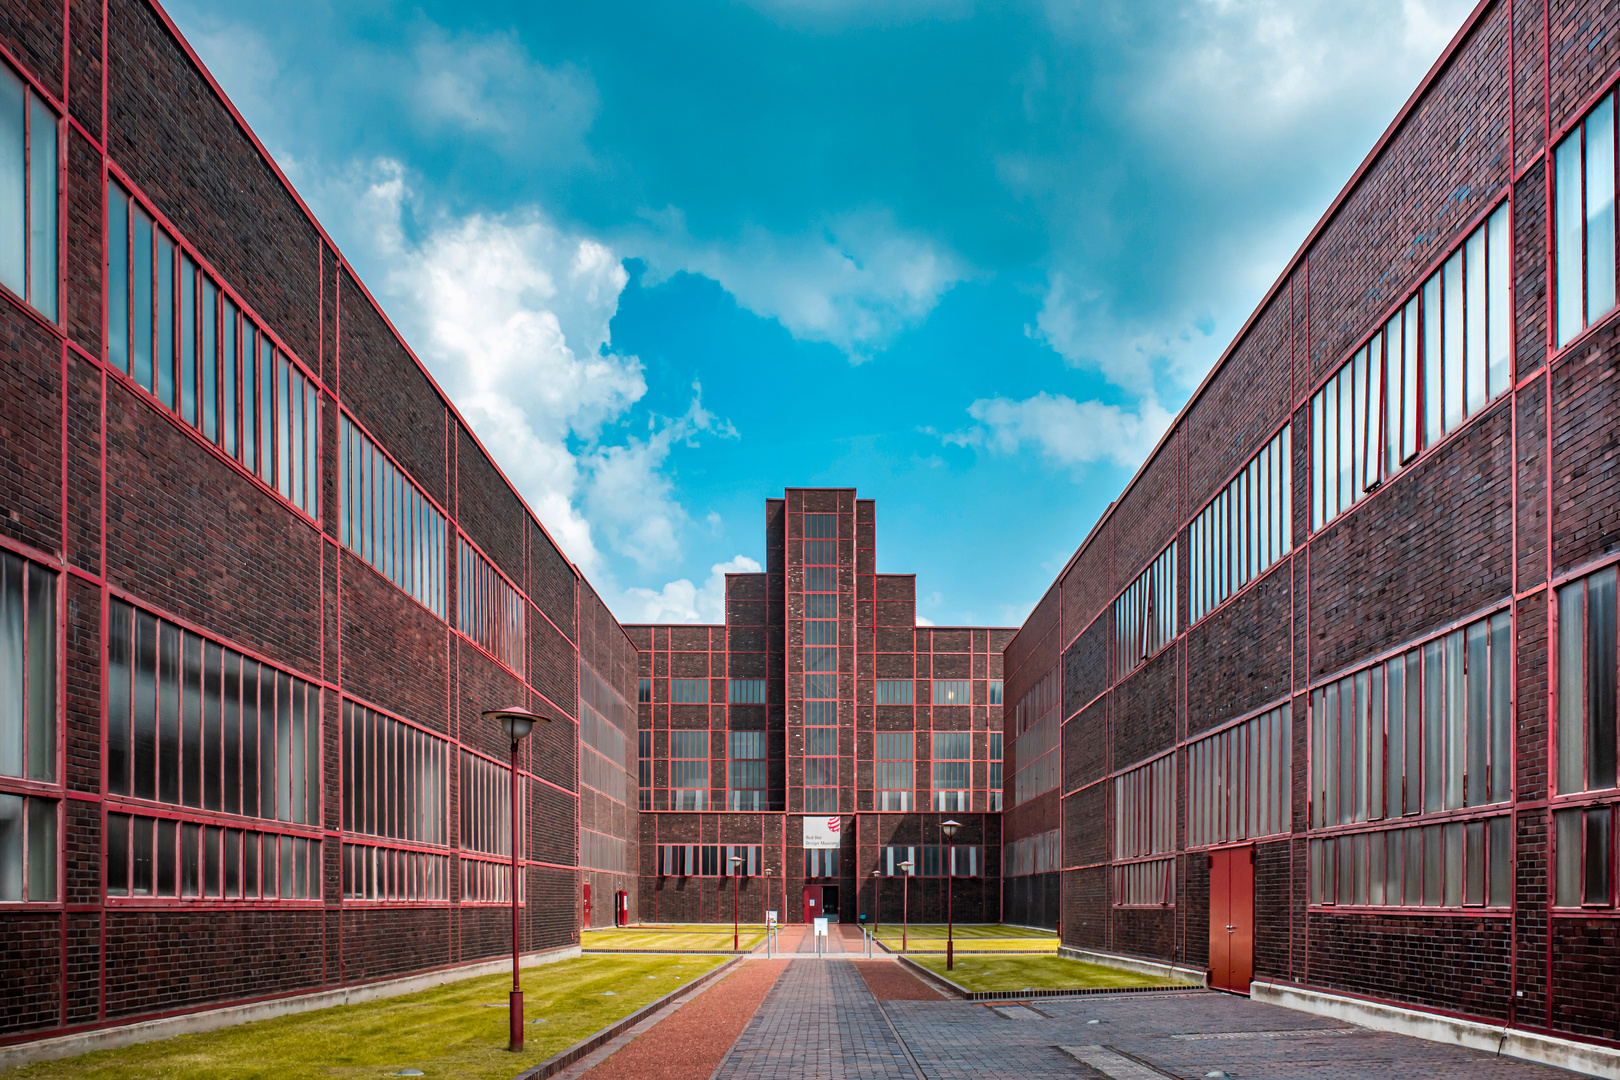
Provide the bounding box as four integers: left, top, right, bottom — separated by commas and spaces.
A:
618, 555, 764, 624
632, 209, 965, 358
946, 392, 1173, 472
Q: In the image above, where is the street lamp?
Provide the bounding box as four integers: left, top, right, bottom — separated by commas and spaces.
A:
763, 867, 774, 956
729, 854, 744, 951
940, 819, 961, 971
899, 860, 914, 952
482, 706, 550, 1053
871, 869, 882, 946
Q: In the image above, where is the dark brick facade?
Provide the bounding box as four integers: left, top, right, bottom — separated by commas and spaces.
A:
1002, 0, 1620, 1052
0, 0, 637, 1047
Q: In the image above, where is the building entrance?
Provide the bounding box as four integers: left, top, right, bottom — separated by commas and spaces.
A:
1208, 846, 1254, 994
802, 884, 841, 922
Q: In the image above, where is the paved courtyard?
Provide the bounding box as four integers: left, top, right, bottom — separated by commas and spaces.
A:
701, 958, 1588, 1080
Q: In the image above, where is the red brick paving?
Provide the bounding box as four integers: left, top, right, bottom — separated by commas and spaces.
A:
576, 960, 789, 1080
852, 960, 945, 1001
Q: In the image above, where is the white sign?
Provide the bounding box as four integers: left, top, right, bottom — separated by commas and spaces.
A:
766, 910, 778, 926
803, 815, 842, 849
814, 917, 829, 937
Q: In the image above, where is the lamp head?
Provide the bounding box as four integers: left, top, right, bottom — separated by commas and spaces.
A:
940, 819, 962, 839
899, 860, 914, 873
482, 706, 548, 746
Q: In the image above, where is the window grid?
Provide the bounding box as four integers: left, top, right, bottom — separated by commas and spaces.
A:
1115, 543, 1177, 680
1555, 89, 1619, 349
458, 750, 521, 861
1004, 830, 1059, 878
804, 515, 839, 814
1188, 704, 1291, 848
670, 678, 709, 704
875, 732, 913, 811
875, 680, 913, 705
342, 842, 449, 902
1312, 204, 1510, 532
106, 810, 319, 901
657, 843, 762, 877
1190, 425, 1291, 625
988, 732, 1003, 812
107, 179, 320, 521
931, 679, 971, 706
1311, 816, 1512, 909
1553, 564, 1620, 910
669, 729, 709, 811
1114, 754, 1175, 907
728, 678, 766, 704
341, 701, 447, 847
340, 416, 446, 618
581, 662, 634, 807
932, 731, 971, 812
638, 729, 651, 811
0, 62, 58, 320
727, 730, 766, 811
879, 844, 982, 877
456, 537, 524, 675
0, 551, 55, 788
1011, 669, 1059, 809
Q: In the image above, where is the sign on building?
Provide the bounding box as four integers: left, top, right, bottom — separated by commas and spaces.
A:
803, 815, 841, 849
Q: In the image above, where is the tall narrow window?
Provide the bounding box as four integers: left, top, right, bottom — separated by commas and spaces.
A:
340, 416, 447, 618
1558, 567, 1619, 795
804, 513, 840, 814
0, 551, 55, 785
456, 538, 524, 675
727, 730, 766, 811
0, 64, 57, 320
875, 680, 912, 705
875, 732, 913, 811
459, 749, 522, 903
669, 730, 709, 811
1557, 90, 1619, 348
1115, 543, 1177, 677
931, 679, 971, 706
932, 731, 971, 812
638, 729, 652, 811
1113, 754, 1175, 906
1188, 704, 1291, 847
1191, 425, 1291, 622
727, 678, 766, 704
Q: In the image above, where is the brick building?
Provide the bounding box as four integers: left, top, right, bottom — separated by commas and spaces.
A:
1002, 0, 1620, 1059
0, 0, 638, 1050
629, 489, 1013, 926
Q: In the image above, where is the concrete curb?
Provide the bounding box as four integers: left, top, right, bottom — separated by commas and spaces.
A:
0, 944, 583, 1071
512, 956, 742, 1080
1252, 982, 1620, 1080
895, 955, 1200, 1002
1057, 946, 1207, 986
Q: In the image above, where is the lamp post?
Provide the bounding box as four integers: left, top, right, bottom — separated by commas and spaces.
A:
899, 860, 914, 952
871, 869, 882, 947
763, 867, 774, 956
940, 819, 961, 971
729, 854, 744, 951
482, 707, 549, 1053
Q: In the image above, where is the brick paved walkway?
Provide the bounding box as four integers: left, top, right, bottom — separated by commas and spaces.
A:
713, 960, 1591, 1079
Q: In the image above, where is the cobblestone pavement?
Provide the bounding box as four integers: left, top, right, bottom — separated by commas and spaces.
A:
716, 960, 1591, 1079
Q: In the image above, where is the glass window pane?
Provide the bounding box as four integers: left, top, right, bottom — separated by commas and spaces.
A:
1489, 815, 1511, 906
201, 280, 217, 441
1386, 658, 1405, 819
1465, 229, 1486, 416
221, 300, 238, 457
1466, 621, 1488, 807
1589, 568, 1618, 791
1443, 251, 1464, 431
1584, 807, 1611, 905
1403, 297, 1419, 460
155, 234, 174, 408
106, 184, 128, 373
180, 257, 196, 425
0, 67, 24, 297
156, 817, 175, 896
1464, 819, 1485, 905
26, 96, 54, 320
104, 810, 128, 898
25, 561, 53, 782
1556, 127, 1587, 347
1487, 206, 1511, 397
1587, 95, 1617, 326
131, 206, 152, 390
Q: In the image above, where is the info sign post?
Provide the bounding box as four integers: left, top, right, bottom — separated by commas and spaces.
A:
814, 916, 828, 956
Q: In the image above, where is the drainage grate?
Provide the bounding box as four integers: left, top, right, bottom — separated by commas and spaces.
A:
990, 1004, 1044, 1020
1171, 1028, 1359, 1041
1056, 1045, 1176, 1080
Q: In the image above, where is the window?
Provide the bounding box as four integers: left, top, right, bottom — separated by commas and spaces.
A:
107, 812, 318, 900
581, 662, 633, 806
728, 678, 766, 704
670, 678, 709, 704
1312, 205, 1510, 531
0, 64, 57, 320
456, 538, 524, 674
343, 842, 448, 902
1555, 90, 1618, 348
805, 845, 839, 878
1115, 543, 1177, 679
341, 702, 447, 845
932, 731, 971, 811
728, 730, 766, 810
1311, 817, 1511, 908
109, 178, 320, 520
1011, 668, 1059, 809
988, 680, 1003, 706
0, 793, 53, 902
638, 678, 652, 704
805, 712, 838, 813
875, 679, 913, 705
458, 749, 522, 903
988, 732, 1003, 812
1190, 425, 1291, 624
1114, 754, 1175, 906
670, 729, 709, 811
1310, 610, 1512, 829
1188, 704, 1292, 848
657, 843, 762, 877
1004, 830, 1059, 878
932, 679, 971, 706
105, 598, 320, 826
1557, 567, 1619, 795
875, 732, 913, 811
879, 844, 980, 877
582, 829, 628, 874
638, 729, 651, 811
805, 515, 840, 815
340, 417, 446, 618
1555, 805, 1615, 907
1, 552, 55, 784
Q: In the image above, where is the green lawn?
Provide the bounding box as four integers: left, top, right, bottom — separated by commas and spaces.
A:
872, 923, 1059, 953
9, 954, 727, 1080
910, 954, 1176, 993
582, 925, 765, 951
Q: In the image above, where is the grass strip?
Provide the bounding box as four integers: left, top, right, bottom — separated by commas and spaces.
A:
581, 930, 764, 951
908, 954, 1174, 993
9, 954, 726, 1080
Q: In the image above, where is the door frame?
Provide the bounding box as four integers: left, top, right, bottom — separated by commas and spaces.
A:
1208, 845, 1255, 994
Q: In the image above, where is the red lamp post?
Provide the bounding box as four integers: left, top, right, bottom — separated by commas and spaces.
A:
940, 819, 961, 971
729, 854, 743, 950
871, 869, 882, 947
483, 707, 549, 1054
899, 859, 913, 952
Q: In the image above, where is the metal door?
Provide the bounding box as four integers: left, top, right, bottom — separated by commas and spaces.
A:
583, 882, 592, 928
1208, 846, 1254, 993
802, 884, 822, 924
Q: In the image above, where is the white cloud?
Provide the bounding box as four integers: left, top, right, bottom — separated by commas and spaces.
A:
618, 556, 764, 624
948, 391, 1173, 472
915, 614, 936, 626
632, 209, 965, 358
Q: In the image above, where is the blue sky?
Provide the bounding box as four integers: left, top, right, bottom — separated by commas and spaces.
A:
169, 0, 1475, 627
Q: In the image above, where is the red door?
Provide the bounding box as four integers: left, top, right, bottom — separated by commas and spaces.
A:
583, 882, 592, 929
802, 884, 822, 923
1208, 846, 1254, 993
